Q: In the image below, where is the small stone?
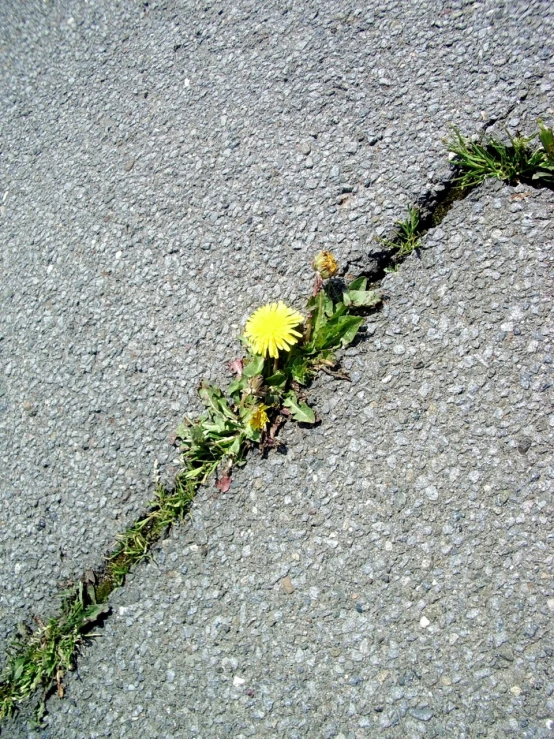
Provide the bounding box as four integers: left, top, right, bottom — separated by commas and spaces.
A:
233, 675, 245, 687
299, 141, 311, 155
124, 159, 135, 172
23, 401, 37, 416
517, 437, 532, 455
305, 156, 314, 169
281, 576, 294, 594
345, 141, 358, 154
409, 708, 434, 721
425, 486, 438, 501
367, 132, 383, 145
419, 616, 430, 628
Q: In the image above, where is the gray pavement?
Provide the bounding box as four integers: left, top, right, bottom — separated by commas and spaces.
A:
38, 181, 554, 738
0, 0, 553, 737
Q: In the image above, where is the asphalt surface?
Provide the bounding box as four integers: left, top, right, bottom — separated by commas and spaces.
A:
37, 181, 554, 739
1, 0, 553, 737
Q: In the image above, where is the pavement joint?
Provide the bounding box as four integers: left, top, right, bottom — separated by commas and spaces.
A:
2, 118, 552, 727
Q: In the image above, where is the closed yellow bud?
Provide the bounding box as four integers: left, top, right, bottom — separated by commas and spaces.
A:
312, 250, 338, 279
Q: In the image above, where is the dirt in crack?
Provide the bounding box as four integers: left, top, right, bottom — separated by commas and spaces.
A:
347, 177, 476, 285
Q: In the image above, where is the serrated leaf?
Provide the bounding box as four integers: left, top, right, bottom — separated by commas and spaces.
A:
198, 383, 236, 420
242, 354, 265, 378
283, 392, 316, 424
288, 356, 310, 385
265, 370, 286, 389
314, 315, 363, 351
348, 276, 368, 291
343, 289, 381, 308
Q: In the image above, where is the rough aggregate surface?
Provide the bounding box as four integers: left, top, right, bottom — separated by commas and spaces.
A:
33, 183, 554, 739
0, 0, 553, 736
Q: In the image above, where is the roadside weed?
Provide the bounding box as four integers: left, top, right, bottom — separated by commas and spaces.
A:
0, 584, 108, 721
447, 123, 554, 187
0, 251, 380, 723
381, 206, 422, 258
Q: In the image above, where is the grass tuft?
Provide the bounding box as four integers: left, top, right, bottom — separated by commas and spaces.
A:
0, 474, 197, 722
0, 584, 109, 721
381, 206, 422, 259
103, 476, 196, 590
447, 123, 554, 188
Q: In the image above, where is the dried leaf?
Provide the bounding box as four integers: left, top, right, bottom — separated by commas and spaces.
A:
228, 358, 243, 376
215, 475, 231, 493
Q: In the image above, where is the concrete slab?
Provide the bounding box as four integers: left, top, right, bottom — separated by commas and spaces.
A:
1, 0, 553, 644
33, 182, 554, 738
0, 0, 553, 735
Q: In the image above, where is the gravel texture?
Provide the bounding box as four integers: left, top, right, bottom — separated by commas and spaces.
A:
0, 0, 553, 735
1, 0, 553, 646
23, 182, 551, 739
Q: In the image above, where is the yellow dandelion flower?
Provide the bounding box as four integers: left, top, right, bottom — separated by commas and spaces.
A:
250, 405, 269, 431
244, 301, 304, 359
312, 250, 338, 279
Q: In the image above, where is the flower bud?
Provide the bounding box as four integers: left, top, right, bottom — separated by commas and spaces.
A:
312, 250, 338, 280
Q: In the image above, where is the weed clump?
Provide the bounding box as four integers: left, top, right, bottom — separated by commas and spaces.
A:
0, 584, 108, 722
381, 206, 422, 260
0, 251, 380, 723
447, 121, 554, 188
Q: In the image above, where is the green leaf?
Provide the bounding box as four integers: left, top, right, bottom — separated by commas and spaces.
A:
244, 424, 262, 442
287, 356, 310, 385
539, 122, 554, 162
337, 316, 364, 347
228, 376, 247, 399
191, 425, 206, 446
265, 370, 287, 389
203, 417, 228, 434
82, 603, 110, 626
307, 291, 330, 340
283, 391, 316, 424
343, 289, 381, 308
13, 658, 26, 682
348, 276, 367, 291
175, 421, 191, 441
227, 436, 242, 457
243, 355, 265, 378
322, 291, 334, 317
314, 314, 363, 351
198, 383, 236, 420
